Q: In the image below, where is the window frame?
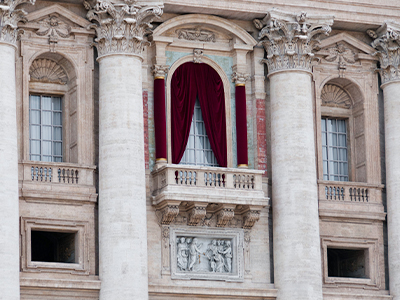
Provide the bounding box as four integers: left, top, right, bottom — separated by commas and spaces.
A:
318, 105, 354, 182
29, 93, 64, 162
166, 56, 233, 168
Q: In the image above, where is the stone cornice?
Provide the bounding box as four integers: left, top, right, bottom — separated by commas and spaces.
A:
0, 0, 36, 46
253, 9, 333, 75
368, 21, 400, 86
84, 0, 163, 58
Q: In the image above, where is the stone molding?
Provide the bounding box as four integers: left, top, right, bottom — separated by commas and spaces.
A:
188, 203, 207, 226
243, 210, 261, 229
151, 64, 169, 79
29, 58, 68, 84
253, 9, 333, 75
216, 207, 235, 227
231, 66, 250, 86
84, 0, 163, 58
158, 204, 179, 225
0, 0, 36, 45
368, 21, 400, 85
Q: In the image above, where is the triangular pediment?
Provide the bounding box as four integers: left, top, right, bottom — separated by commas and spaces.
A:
316, 32, 377, 61
26, 4, 91, 29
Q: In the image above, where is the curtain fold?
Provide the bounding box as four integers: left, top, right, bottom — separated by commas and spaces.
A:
171, 62, 227, 167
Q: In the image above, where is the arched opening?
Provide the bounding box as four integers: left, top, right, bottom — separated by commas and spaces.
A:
28, 52, 78, 163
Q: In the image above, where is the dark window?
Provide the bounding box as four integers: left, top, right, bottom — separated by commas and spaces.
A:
31, 231, 76, 263
327, 248, 367, 278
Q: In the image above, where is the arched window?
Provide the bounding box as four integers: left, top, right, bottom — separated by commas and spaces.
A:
170, 62, 227, 167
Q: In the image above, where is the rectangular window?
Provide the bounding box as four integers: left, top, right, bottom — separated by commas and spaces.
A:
321, 118, 348, 181
29, 95, 63, 162
180, 99, 218, 167
327, 248, 368, 279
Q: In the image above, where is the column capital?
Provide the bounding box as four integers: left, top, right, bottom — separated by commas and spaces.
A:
151, 64, 169, 79
231, 66, 250, 86
253, 9, 334, 75
84, 0, 163, 59
368, 21, 400, 86
0, 0, 36, 46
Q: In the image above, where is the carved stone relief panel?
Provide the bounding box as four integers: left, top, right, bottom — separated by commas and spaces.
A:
170, 227, 244, 281
29, 58, 68, 84
321, 84, 352, 109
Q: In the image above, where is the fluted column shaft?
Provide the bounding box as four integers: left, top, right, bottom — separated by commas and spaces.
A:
254, 10, 333, 300
369, 21, 400, 300
85, 1, 163, 299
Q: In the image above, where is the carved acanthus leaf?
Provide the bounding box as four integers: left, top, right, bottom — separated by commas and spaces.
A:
158, 205, 179, 225
321, 84, 351, 109
243, 210, 260, 229
0, 0, 36, 45
176, 27, 216, 43
254, 9, 334, 74
368, 21, 400, 85
188, 206, 206, 226
84, 0, 163, 58
29, 58, 68, 84
151, 64, 169, 78
216, 208, 235, 227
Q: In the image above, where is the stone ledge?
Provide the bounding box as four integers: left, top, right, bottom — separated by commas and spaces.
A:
20, 277, 101, 290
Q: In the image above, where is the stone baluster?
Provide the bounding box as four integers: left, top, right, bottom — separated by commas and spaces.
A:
369, 21, 400, 300
254, 9, 333, 300
0, 0, 35, 299
85, 1, 163, 299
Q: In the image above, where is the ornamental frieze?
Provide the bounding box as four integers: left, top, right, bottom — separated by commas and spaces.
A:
253, 9, 334, 74
176, 27, 216, 42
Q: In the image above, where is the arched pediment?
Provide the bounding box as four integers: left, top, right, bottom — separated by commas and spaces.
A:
153, 14, 257, 48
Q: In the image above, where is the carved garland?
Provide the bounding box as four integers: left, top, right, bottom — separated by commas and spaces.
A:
29, 58, 68, 84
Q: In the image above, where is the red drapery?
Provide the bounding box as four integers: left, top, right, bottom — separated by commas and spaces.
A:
154, 78, 167, 160
171, 62, 227, 167
235, 85, 248, 166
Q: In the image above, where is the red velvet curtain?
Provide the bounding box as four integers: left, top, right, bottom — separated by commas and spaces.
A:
171, 62, 227, 167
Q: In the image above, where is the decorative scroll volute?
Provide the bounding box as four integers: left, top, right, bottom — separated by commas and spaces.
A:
368, 21, 400, 85
253, 9, 334, 75
84, 0, 163, 58
0, 0, 36, 45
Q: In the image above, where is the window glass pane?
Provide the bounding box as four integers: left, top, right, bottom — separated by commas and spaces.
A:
30, 95, 40, 109
42, 96, 52, 110
52, 97, 62, 111
322, 146, 327, 160
321, 119, 326, 131
42, 111, 52, 125
339, 148, 347, 161
53, 112, 62, 126
338, 134, 346, 147
42, 156, 52, 162
30, 140, 40, 155
30, 125, 40, 139
322, 132, 327, 146
30, 110, 40, 124
188, 150, 195, 164
327, 119, 336, 132
329, 133, 337, 146
42, 141, 51, 155
53, 142, 62, 156
53, 127, 62, 141
196, 150, 204, 164
42, 126, 51, 140
338, 120, 346, 133
323, 161, 328, 175
30, 155, 41, 161
188, 134, 194, 149
54, 157, 63, 162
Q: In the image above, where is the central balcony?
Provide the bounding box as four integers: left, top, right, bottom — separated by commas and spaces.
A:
151, 164, 269, 228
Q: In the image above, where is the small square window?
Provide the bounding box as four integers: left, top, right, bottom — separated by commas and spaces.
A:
327, 248, 368, 278
31, 231, 76, 263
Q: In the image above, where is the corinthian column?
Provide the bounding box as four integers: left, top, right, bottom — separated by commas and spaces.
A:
85, 1, 162, 299
254, 10, 333, 300
369, 22, 400, 300
0, 1, 34, 299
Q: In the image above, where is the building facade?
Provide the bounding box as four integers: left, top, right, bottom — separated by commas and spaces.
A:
0, 0, 400, 299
